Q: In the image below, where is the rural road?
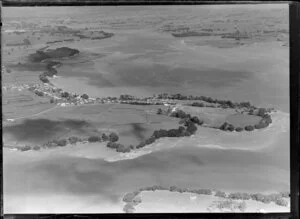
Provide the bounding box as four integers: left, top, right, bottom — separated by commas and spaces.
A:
7, 105, 59, 121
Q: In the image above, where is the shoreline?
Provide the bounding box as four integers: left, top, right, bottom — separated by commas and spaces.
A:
122, 185, 289, 213
3, 108, 288, 162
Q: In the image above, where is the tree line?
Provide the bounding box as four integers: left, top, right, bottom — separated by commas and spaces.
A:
156, 93, 254, 109
106, 109, 204, 153
219, 108, 273, 132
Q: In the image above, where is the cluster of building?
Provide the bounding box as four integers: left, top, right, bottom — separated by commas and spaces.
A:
3, 81, 188, 109
28, 83, 123, 107
25, 82, 181, 107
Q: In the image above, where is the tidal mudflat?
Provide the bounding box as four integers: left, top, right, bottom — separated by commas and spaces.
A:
2, 4, 289, 213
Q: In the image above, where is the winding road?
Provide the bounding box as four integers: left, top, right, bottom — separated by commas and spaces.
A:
6, 105, 59, 121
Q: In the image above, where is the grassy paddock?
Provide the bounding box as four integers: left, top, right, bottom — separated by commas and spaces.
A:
225, 114, 261, 128
3, 103, 180, 148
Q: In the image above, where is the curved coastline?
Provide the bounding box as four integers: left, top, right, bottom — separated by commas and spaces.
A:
121, 185, 289, 213
4, 44, 288, 157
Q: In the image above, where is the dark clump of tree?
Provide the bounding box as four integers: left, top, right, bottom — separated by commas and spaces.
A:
123, 203, 135, 213
131, 196, 142, 205
245, 125, 254, 131
250, 193, 272, 204
257, 108, 266, 117
167, 129, 182, 137
81, 94, 89, 99
215, 191, 227, 198
235, 127, 243, 132
227, 124, 235, 132
190, 116, 204, 125
238, 101, 252, 108
120, 94, 135, 100
136, 114, 200, 150
275, 198, 288, 206
43, 141, 57, 148
109, 132, 119, 142
34, 90, 44, 96
61, 92, 70, 98
68, 136, 80, 144
88, 135, 101, 142
20, 145, 31, 151
116, 144, 131, 153
107, 142, 130, 153
228, 192, 251, 200
157, 108, 163, 115
193, 189, 212, 195
263, 115, 272, 124
191, 102, 205, 107
53, 139, 67, 147
219, 122, 235, 132
33, 145, 41, 151
124, 101, 160, 106
254, 122, 267, 129
152, 129, 169, 139
145, 136, 156, 145
156, 93, 255, 109
151, 185, 169, 191
267, 193, 282, 202
107, 141, 118, 149
101, 133, 109, 141
170, 109, 188, 119
170, 185, 180, 192
185, 120, 197, 135
39, 73, 49, 83
136, 141, 146, 149
280, 192, 290, 198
